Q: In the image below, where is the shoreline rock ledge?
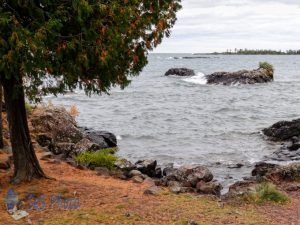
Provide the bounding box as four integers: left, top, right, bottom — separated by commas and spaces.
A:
262, 118, 300, 161
165, 68, 195, 77
206, 68, 273, 85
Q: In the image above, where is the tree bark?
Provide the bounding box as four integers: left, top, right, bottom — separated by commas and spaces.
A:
2, 77, 46, 183
0, 83, 3, 149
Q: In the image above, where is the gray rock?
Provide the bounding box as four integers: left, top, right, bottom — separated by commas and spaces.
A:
165, 68, 195, 77
196, 181, 223, 196
206, 68, 273, 85
73, 138, 100, 155
144, 186, 163, 195
176, 165, 213, 186
132, 176, 144, 183
95, 167, 111, 176
263, 119, 300, 141
135, 159, 157, 177
114, 159, 136, 172
82, 128, 117, 149
49, 142, 75, 155
128, 170, 142, 178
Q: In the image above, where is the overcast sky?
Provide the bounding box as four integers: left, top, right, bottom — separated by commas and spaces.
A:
154, 0, 300, 53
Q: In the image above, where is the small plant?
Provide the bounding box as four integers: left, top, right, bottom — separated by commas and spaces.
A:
75, 150, 118, 170
25, 102, 33, 114
245, 183, 289, 204
69, 105, 80, 118
259, 62, 274, 76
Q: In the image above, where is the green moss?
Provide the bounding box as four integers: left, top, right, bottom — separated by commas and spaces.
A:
259, 62, 274, 76
74, 150, 118, 170
245, 183, 289, 204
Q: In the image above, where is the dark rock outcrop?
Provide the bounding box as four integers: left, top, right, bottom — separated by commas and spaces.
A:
165, 68, 195, 77
252, 162, 300, 182
263, 119, 300, 161
31, 107, 117, 156
206, 68, 273, 85
263, 119, 300, 142
135, 159, 158, 177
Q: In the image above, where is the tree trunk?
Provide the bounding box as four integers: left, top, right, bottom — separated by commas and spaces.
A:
2, 77, 46, 183
0, 83, 3, 149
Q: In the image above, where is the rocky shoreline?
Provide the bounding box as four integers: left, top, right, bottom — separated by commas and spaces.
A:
1, 105, 299, 200
19, 106, 299, 199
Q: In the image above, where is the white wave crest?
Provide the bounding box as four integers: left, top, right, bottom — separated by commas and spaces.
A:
183, 72, 207, 85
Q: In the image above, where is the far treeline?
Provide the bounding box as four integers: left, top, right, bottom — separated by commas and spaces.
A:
210, 49, 300, 55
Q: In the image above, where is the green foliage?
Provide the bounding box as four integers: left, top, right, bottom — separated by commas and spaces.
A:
75, 150, 118, 170
217, 49, 300, 55
244, 183, 289, 204
259, 62, 274, 76
25, 102, 32, 114
0, 0, 182, 101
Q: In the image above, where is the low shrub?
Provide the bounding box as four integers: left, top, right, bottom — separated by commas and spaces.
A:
75, 149, 118, 170
259, 62, 274, 76
245, 183, 289, 204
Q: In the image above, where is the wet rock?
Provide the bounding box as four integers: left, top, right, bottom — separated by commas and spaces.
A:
144, 186, 163, 195
135, 159, 157, 177
165, 68, 195, 77
263, 119, 300, 141
196, 181, 223, 196
206, 68, 273, 85
82, 128, 117, 149
114, 159, 136, 172
252, 162, 300, 182
252, 162, 280, 177
0, 157, 10, 170
228, 163, 244, 169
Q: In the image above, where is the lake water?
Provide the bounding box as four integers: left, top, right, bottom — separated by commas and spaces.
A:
47, 54, 300, 189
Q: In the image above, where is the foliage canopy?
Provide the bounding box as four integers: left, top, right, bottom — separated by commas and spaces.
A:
0, 0, 181, 100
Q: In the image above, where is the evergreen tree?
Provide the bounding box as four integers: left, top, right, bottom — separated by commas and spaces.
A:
0, 0, 181, 183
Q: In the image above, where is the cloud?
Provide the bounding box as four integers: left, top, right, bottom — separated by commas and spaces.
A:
154, 0, 300, 53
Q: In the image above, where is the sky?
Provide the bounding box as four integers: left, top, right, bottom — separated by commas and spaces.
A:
154, 0, 300, 53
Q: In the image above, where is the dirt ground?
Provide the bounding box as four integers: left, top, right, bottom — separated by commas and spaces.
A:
1, 152, 300, 225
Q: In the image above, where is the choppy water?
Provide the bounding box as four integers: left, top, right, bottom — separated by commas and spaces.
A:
47, 54, 300, 189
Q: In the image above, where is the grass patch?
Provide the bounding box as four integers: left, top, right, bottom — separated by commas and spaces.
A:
245, 183, 289, 204
259, 61, 274, 76
74, 149, 118, 170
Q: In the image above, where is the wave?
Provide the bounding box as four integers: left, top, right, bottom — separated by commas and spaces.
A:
182, 72, 207, 85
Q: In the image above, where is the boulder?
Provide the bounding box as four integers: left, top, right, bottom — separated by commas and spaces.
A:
128, 170, 142, 178
226, 181, 257, 197
31, 107, 118, 156
135, 159, 157, 177
114, 159, 136, 172
176, 165, 214, 186
263, 119, 300, 142
81, 128, 117, 149
165, 68, 195, 77
132, 176, 144, 183
206, 68, 273, 85
144, 186, 163, 195
40, 152, 54, 161
252, 162, 300, 182
31, 106, 83, 145
73, 138, 100, 155
196, 181, 223, 196
49, 142, 75, 155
